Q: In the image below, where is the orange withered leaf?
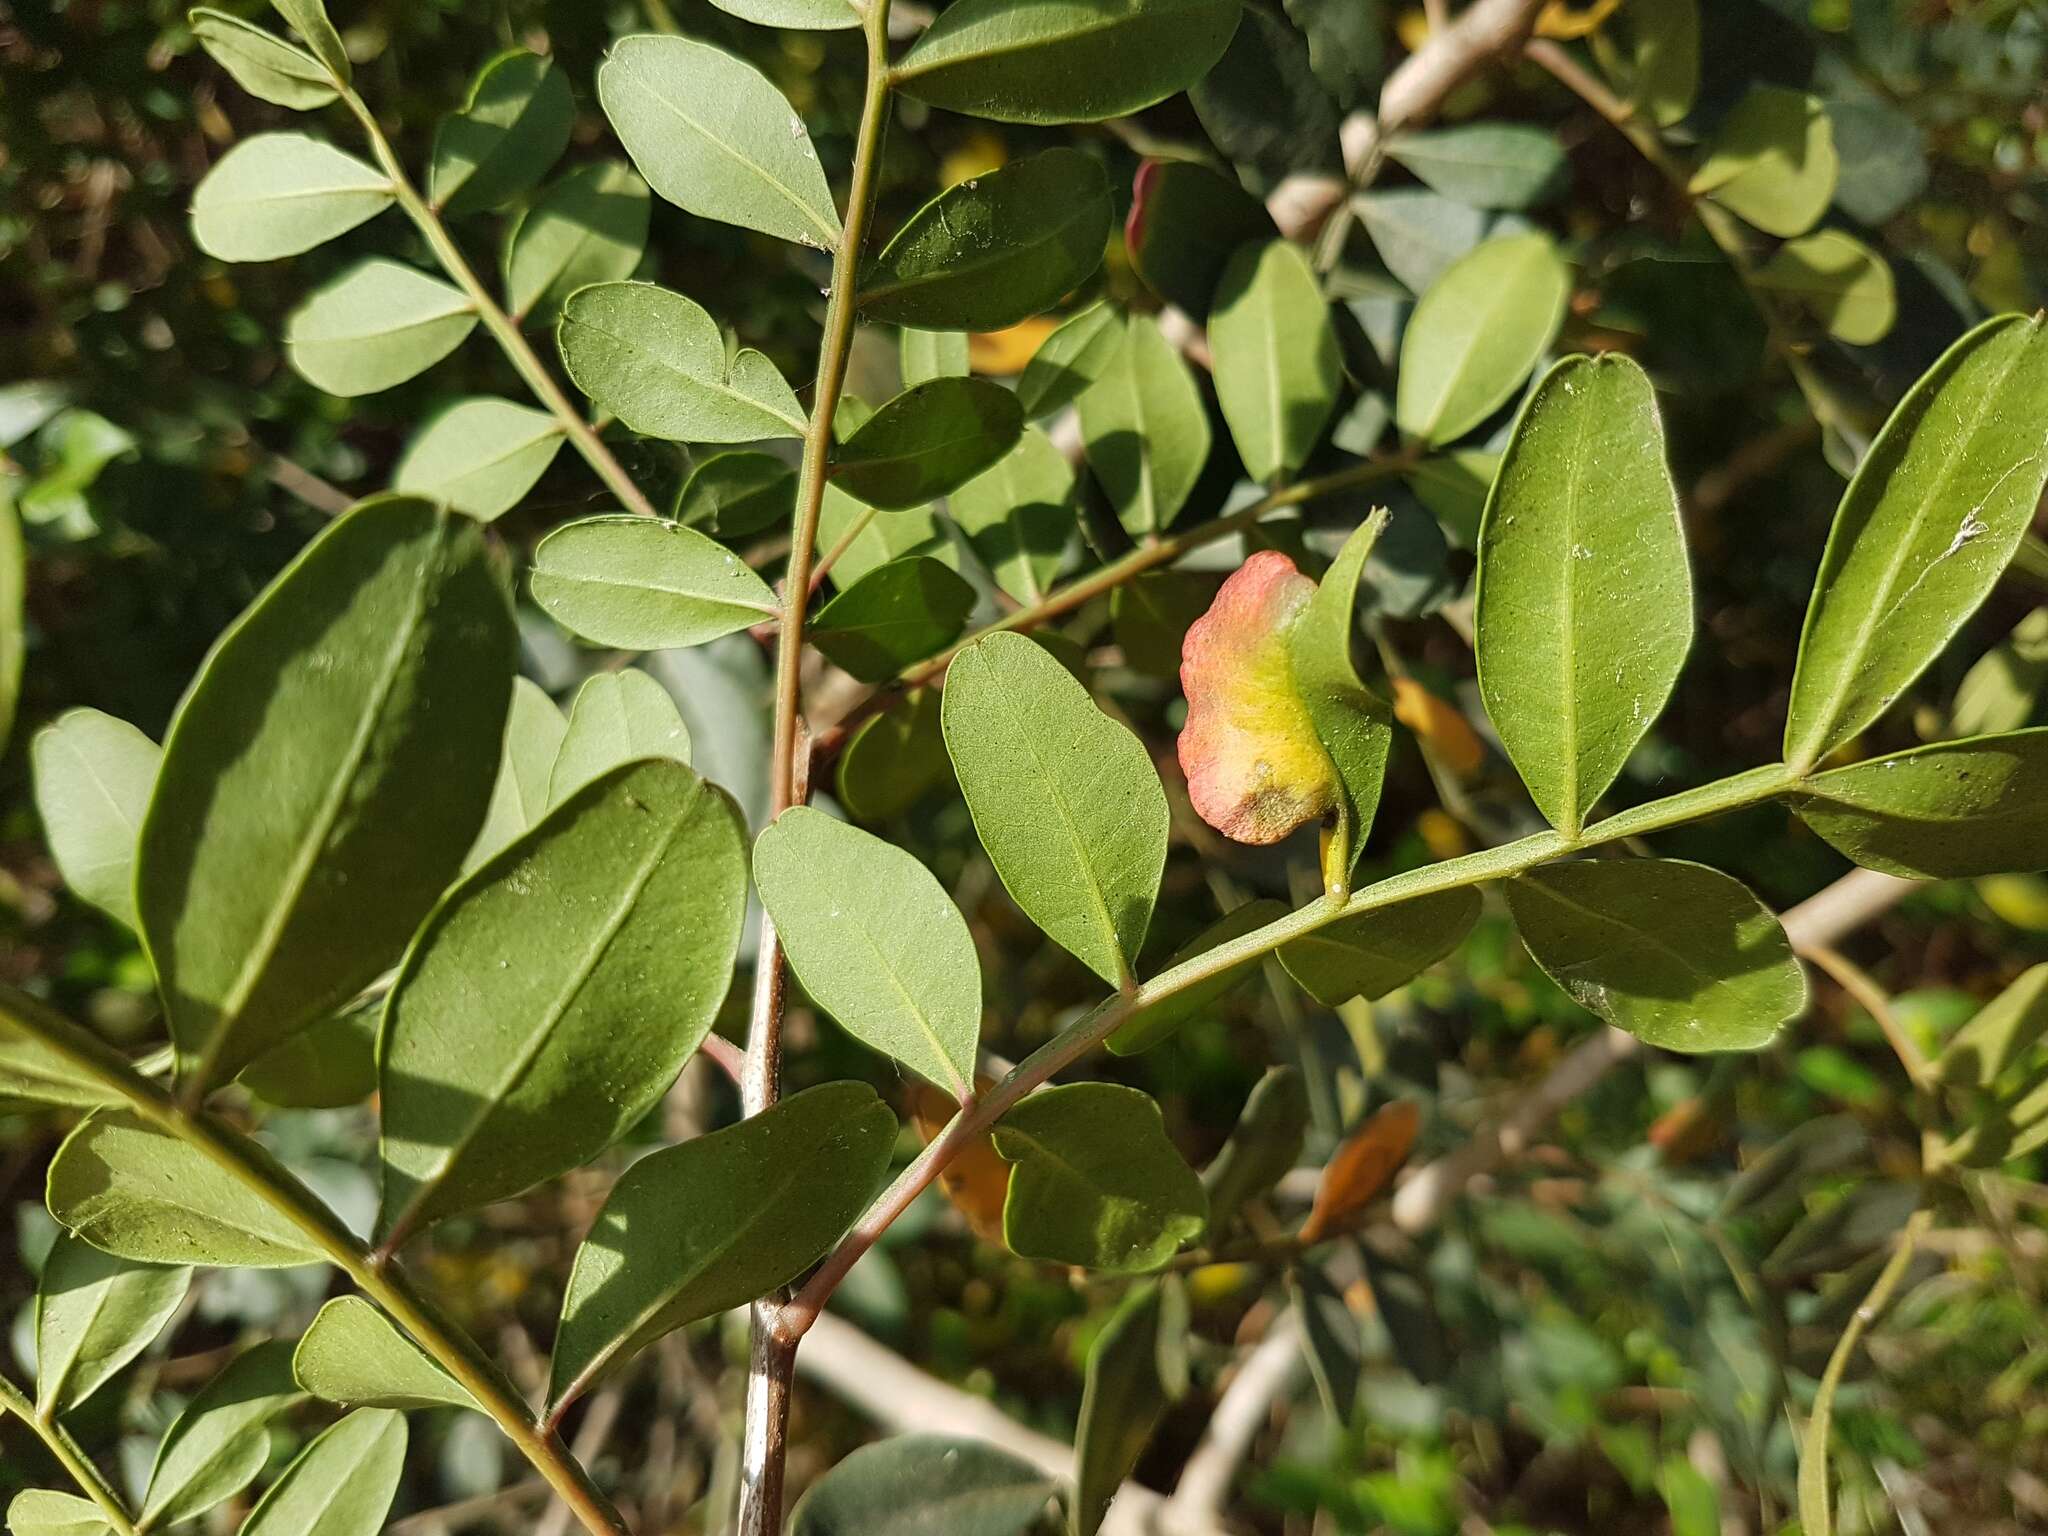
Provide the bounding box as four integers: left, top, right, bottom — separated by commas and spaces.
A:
911, 1078, 1009, 1244
1299, 1099, 1421, 1244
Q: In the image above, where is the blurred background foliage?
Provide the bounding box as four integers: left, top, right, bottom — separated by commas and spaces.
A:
4, 0, 2048, 1533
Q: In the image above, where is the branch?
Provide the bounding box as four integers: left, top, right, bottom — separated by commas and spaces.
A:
1158, 1314, 1306, 1535
0, 1373, 140, 1536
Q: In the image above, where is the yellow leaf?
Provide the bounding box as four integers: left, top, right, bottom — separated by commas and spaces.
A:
940, 131, 1008, 189
1536, 0, 1624, 38
1392, 677, 1485, 777
912, 1078, 1009, 1243
968, 316, 1058, 376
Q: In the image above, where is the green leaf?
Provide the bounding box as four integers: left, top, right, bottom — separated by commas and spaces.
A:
1719, 1115, 1867, 1221
791, 1436, 1061, 1536
1753, 231, 1895, 346
1017, 302, 1123, 418
1072, 1280, 1179, 1536
1287, 512, 1397, 864
557, 281, 806, 443
1281, 0, 1380, 106
1112, 569, 1212, 679
707, 0, 858, 27
1278, 886, 1481, 1007
1473, 354, 1692, 835
1784, 314, 2048, 770
548, 669, 692, 807
190, 134, 391, 262
900, 327, 969, 387
1124, 161, 1278, 320
34, 1234, 188, 1416
1954, 607, 2048, 737
993, 1082, 1206, 1271
1764, 1180, 1918, 1282
1786, 729, 2048, 879
677, 451, 797, 538
1385, 123, 1567, 210
530, 514, 780, 650
285, 260, 477, 397
948, 427, 1074, 604
267, 0, 348, 82
1938, 962, 2048, 1089
239, 1408, 406, 1536
138, 495, 513, 1093
467, 677, 568, 870
547, 1081, 894, 1409
1209, 239, 1341, 484
1109, 899, 1286, 1056
815, 487, 957, 587
293, 1297, 477, 1410
837, 689, 951, 824
238, 1003, 378, 1109
1077, 313, 1211, 539
832, 378, 1024, 510
141, 1341, 302, 1529
1188, 6, 1339, 182
4, 1492, 113, 1536
0, 493, 19, 755
755, 806, 980, 1094
393, 397, 563, 521
0, 984, 125, 1112
1292, 1264, 1362, 1419
597, 35, 841, 250
503, 160, 651, 323
1591, 0, 1697, 128
1656, 1456, 1719, 1536
893, 0, 1242, 126
1689, 86, 1837, 238
861, 149, 1111, 332
1506, 859, 1806, 1053
376, 759, 746, 1247
942, 632, 1168, 985
31, 708, 159, 929
1201, 1066, 1308, 1235
46, 1110, 326, 1267
812, 557, 975, 683
1354, 186, 1487, 296
429, 51, 573, 217
1396, 232, 1569, 446
190, 10, 337, 109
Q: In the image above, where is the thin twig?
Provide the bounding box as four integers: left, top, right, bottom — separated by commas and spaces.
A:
0, 1373, 140, 1536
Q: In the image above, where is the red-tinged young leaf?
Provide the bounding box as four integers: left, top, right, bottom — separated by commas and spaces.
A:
1298, 1099, 1419, 1244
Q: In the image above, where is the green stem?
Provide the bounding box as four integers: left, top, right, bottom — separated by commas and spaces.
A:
808, 502, 879, 595
0, 1373, 140, 1536
339, 93, 661, 522
0, 995, 628, 1536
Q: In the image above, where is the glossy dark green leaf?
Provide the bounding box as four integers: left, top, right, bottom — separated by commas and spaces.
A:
1396, 232, 1569, 446
137, 496, 513, 1093
598, 35, 840, 250
1210, 240, 1341, 484
1077, 313, 1211, 539
862, 149, 1111, 331
1474, 354, 1692, 835
1786, 729, 2048, 879
832, 378, 1023, 510
548, 1081, 894, 1410
466, 677, 568, 870
1109, 900, 1286, 1055
376, 759, 746, 1247
1386, 124, 1568, 210
1291, 1264, 1362, 1420
267, 0, 347, 81
837, 689, 951, 824
548, 670, 692, 807
293, 1297, 476, 1410
993, 1082, 1206, 1272
32, 708, 158, 928
429, 51, 573, 217
754, 807, 981, 1092
1201, 1065, 1308, 1235
502, 160, 651, 323
285, 260, 477, 396
1689, 86, 1836, 238
46, 1111, 325, 1267
392, 397, 563, 521
239, 1408, 406, 1536
676, 451, 797, 538
1189, 4, 1339, 181
190, 134, 391, 262
812, 557, 975, 683
943, 632, 1168, 985
1124, 162, 1276, 319
1784, 314, 2048, 770
790, 1436, 1061, 1536
948, 427, 1074, 604
1017, 302, 1123, 418
1072, 1280, 1179, 1536
141, 1341, 303, 1530
531, 514, 780, 650
557, 282, 806, 443
191, 10, 337, 109
1288, 513, 1396, 866
4, 1491, 113, 1536
1279, 886, 1481, 1006
1938, 963, 2048, 1090
1507, 859, 1806, 1053
893, 0, 1242, 126
34, 1234, 188, 1416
